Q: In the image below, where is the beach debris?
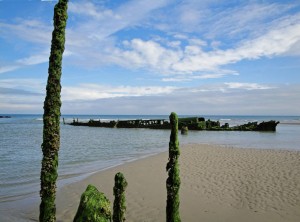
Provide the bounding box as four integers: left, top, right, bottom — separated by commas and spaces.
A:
39, 0, 68, 221
166, 112, 181, 222
113, 172, 128, 222
74, 184, 112, 222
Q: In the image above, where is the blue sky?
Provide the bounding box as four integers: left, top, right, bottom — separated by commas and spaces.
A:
0, 0, 300, 115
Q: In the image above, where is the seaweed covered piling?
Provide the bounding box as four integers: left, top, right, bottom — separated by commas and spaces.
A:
166, 112, 181, 222
39, 0, 68, 221
113, 172, 128, 222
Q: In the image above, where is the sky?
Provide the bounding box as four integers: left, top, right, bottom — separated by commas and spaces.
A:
0, 0, 300, 115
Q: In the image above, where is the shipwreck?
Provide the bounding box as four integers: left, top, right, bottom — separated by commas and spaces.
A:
68, 117, 279, 132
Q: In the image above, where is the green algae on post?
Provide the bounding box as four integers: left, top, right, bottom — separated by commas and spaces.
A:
113, 172, 128, 222
39, 0, 68, 221
166, 112, 181, 222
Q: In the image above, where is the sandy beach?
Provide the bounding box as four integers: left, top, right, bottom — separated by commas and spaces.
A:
25, 144, 300, 222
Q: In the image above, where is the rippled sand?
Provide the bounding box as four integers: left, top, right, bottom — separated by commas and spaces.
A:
25, 144, 300, 222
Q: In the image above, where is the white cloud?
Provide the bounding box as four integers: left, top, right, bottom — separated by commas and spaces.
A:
55, 2, 300, 79
236, 17, 300, 58
153, 1, 296, 39
0, 78, 46, 93
0, 77, 298, 115
107, 15, 300, 77
60, 83, 300, 115
67, 0, 170, 42
0, 19, 52, 74
0, 79, 45, 113
1, 0, 300, 80
0, 52, 50, 74
17, 53, 49, 66
0, 19, 52, 45
0, 65, 20, 74
224, 82, 275, 91
62, 84, 178, 101
203, 3, 295, 39
115, 39, 182, 72
68, 2, 118, 20
0, 102, 42, 113
162, 71, 239, 82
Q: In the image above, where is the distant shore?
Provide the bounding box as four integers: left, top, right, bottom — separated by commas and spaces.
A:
22, 144, 300, 222
279, 122, 300, 125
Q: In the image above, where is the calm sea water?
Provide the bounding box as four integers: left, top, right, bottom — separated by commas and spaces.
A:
0, 114, 299, 221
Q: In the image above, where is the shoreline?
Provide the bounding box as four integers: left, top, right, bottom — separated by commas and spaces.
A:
18, 144, 300, 222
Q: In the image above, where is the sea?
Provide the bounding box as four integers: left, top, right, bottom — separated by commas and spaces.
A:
0, 114, 300, 221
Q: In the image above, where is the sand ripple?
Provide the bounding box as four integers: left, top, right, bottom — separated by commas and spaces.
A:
180, 144, 300, 221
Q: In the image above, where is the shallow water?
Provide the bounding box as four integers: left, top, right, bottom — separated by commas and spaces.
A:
0, 114, 299, 221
